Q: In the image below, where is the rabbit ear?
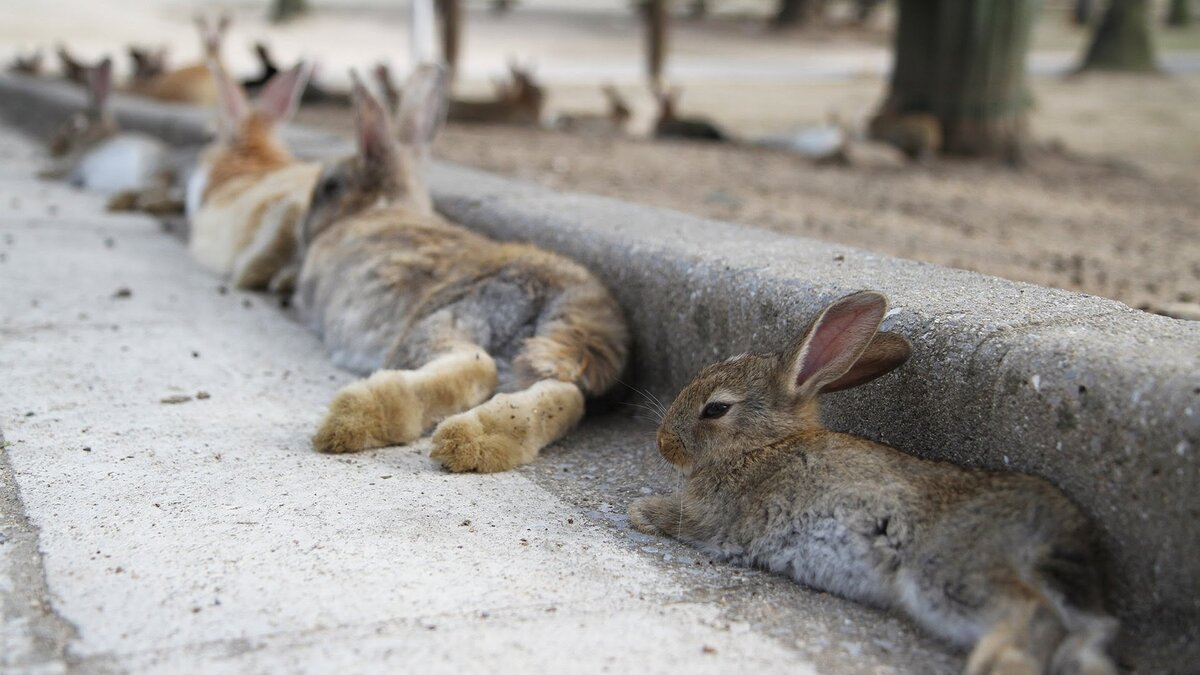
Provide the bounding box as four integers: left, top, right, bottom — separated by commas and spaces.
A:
781, 291, 889, 401
819, 331, 911, 393
350, 69, 397, 169
210, 59, 249, 137
256, 61, 310, 123
88, 57, 112, 114
395, 63, 448, 149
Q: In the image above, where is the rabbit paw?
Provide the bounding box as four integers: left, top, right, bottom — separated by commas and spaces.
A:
628, 496, 672, 536
430, 411, 527, 473
312, 383, 386, 454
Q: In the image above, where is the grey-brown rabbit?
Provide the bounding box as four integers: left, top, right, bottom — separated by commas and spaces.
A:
629, 291, 1117, 675
295, 64, 629, 473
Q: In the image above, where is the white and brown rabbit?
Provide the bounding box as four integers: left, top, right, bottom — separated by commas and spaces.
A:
43, 57, 170, 201
629, 291, 1117, 675
446, 62, 545, 126
186, 60, 320, 291
294, 64, 628, 473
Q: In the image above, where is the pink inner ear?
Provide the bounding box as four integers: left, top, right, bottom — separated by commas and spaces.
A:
91, 58, 112, 111
796, 303, 876, 387
214, 64, 249, 127
352, 80, 391, 161
257, 64, 308, 123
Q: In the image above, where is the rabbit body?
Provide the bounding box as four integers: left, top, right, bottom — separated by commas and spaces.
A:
298, 207, 624, 392
630, 292, 1116, 675
297, 65, 628, 473
68, 132, 167, 194
189, 159, 319, 285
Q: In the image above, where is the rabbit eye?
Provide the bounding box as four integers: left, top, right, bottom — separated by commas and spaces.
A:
701, 402, 731, 420
319, 175, 342, 200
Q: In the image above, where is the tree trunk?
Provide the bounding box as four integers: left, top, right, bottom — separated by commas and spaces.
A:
854, 0, 885, 24
1073, 0, 1095, 25
1080, 0, 1159, 72
773, 0, 827, 27
877, 0, 1039, 160
644, 0, 669, 89
1167, 0, 1192, 27
269, 0, 309, 23
436, 0, 463, 79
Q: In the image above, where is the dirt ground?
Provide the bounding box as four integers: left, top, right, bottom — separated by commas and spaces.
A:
299, 70, 1200, 316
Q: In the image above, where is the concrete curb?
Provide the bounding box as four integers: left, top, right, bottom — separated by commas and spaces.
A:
2, 73, 1196, 655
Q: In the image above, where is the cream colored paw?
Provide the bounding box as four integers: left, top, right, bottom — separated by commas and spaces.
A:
312, 383, 387, 454
430, 411, 528, 473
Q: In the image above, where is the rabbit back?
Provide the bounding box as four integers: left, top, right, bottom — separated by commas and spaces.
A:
188, 161, 319, 277
297, 207, 622, 392
694, 433, 1097, 647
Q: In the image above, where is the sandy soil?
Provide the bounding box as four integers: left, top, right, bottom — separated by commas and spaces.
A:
7, 1, 1198, 313
298, 70, 1200, 315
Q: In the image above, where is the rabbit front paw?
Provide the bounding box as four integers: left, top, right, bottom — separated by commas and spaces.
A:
628, 496, 679, 536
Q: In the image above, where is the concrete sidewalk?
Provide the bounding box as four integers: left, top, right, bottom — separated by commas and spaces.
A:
0, 126, 963, 673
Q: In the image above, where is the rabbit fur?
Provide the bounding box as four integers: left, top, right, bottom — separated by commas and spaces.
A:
294, 64, 628, 473
186, 61, 320, 291
629, 291, 1117, 675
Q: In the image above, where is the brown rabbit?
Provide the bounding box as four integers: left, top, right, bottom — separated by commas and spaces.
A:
653, 84, 728, 142
446, 62, 545, 126
128, 45, 168, 84
128, 14, 229, 105
295, 64, 628, 472
56, 45, 90, 85
868, 110, 942, 160
186, 61, 320, 290
7, 49, 44, 76
629, 291, 1117, 675
555, 84, 632, 135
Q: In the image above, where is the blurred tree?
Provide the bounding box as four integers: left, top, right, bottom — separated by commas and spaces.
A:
854, 0, 885, 24
689, 0, 709, 20
875, 0, 1039, 161
437, 0, 463, 79
1073, 0, 1095, 25
1080, 0, 1159, 71
269, 0, 309, 23
1167, 0, 1192, 26
773, 0, 830, 27
644, 0, 668, 88
491, 0, 517, 14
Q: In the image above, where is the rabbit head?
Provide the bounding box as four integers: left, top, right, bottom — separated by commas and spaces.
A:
194, 13, 232, 61
655, 291, 910, 471
56, 45, 88, 84
652, 84, 681, 124
128, 45, 167, 81
208, 56, 309, 150
602, 84, 632, 126
300, 64, 447, 249
48, 57, 118, 158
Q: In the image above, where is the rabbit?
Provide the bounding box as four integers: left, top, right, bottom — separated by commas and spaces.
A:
294, 64, 629, 473
554, 84, 632, 135
653, 84, 728, 142
127, 45, 168, 83
56, 45, 90, 85
446, 62, 545, 126
628, 290, 1118, 675
7, 49, 44, 76
868, 110, 942, 161
128, 14, 229, 105
42, 57, 171, 200
243, 43, 349, 106
186, 60, 320, 291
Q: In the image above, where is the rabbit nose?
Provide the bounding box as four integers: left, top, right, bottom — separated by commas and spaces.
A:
656, 428, 687, 467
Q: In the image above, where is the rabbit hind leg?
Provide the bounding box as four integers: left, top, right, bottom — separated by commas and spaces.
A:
965, 578, 1066, 675
429, 379, 584, 473
312, 345, 498, 454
